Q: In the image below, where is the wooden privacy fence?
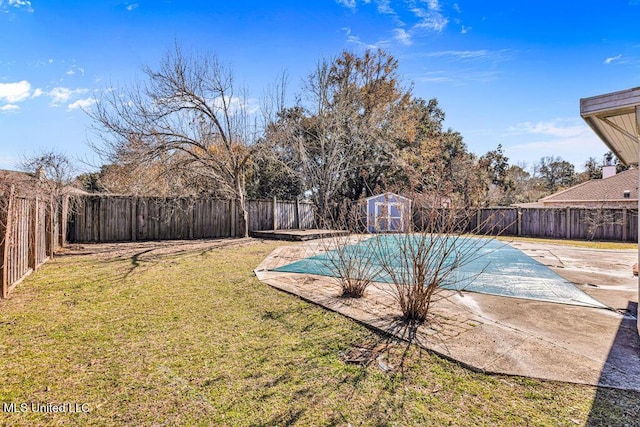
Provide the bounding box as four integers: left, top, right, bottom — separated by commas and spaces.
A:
0, 187, 67, 298
67, 195, 316, 243
472, 207, 638, 242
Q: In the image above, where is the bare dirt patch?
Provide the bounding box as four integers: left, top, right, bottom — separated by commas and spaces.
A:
55, 237, 263, 259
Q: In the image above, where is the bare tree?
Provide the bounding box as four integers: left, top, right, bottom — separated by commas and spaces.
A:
267, 49, 413, 220
583, 202, 624, 241
89, 44, 260, 237
19, 149, 76, 196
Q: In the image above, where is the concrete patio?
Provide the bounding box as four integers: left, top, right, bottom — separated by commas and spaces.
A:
254, 239, 640, 391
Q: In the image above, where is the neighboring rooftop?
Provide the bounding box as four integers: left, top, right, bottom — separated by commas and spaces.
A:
0, 169, 87, 197
538, 168, 638, 207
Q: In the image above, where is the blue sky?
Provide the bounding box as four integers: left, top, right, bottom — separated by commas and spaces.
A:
1, 0, 639, 174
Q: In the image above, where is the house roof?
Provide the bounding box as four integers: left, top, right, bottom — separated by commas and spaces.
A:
540, 168, 638, 204
580, 87, 640, 166
0, 169, 42, 195
0, 169, 87, 197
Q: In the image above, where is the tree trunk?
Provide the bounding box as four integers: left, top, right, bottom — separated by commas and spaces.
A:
236, 175, 249, 238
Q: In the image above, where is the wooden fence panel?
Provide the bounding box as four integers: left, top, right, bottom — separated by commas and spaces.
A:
10, 198, 31, 285
0, 192, 64, 298
520, 208, 565, 238
35, 199, 48, 267
275, 201, 296, 229
68, 196, 319, 243
298, 202, 316, 229
191, 198, 232, 238
67, 197, 637, 243
248, 200, 273, 231
628, 210, 638, 242
477, 208, 518, 235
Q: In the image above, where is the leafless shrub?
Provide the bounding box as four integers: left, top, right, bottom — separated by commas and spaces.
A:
317, 200, 380, 298
373, 192, 509, 323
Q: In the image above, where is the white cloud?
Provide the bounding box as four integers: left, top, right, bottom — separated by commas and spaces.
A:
376, 0, 394, 14
0, 83, 93, 110
461, 25, 471, 34
67, 97, 96, 111
126, 3, 139, 11
492, 119, 607, 167
0, 80, 31, 103
604, 54, 622, 64
212, 96, 260, 115
1, 0, 33, 12
346, 35, 383, 49
393, 28, 412, 45
47, 87, 89, 105
424, 0, 441, 12
509, 119, 588, 139
416, 68, 500, 84
336, 0, 357, 10
507, 133, 605, 168
339, 0, 449, 47
0, 104, 20, 112
414, 49, 513, 64
411, 7, 448, 32
64, 65, 85, 77
415, 71, 452, 83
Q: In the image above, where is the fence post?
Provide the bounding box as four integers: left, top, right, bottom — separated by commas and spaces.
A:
622, 208, 628, 241
566, 207, 571, 240
131, 197, 138, 241
517, 208, 522, 236
188, 198, 194, 240
28, 197, 38, 271
272, 196, 278, 230
295, 199, 300, 229
229, 199, 236, 237
1, 186, 15, 299
59, 196, 68, 247
46, 196, 54, 258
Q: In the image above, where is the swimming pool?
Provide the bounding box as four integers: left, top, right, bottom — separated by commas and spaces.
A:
272, 235, 607, 309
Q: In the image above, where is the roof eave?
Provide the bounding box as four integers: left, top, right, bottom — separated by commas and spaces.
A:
580, 87, 640, 166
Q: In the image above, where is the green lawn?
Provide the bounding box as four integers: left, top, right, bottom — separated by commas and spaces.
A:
0, 239, 637, 426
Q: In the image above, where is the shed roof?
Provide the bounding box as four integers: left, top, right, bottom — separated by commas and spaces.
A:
540, 168, 638, 204
365, 192, 411, 202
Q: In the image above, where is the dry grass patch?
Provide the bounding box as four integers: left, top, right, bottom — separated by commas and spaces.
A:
0, 238, 637, 426
497, 235, 636, 250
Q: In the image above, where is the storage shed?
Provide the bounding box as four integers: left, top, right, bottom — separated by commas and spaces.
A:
365, 192, 412, 233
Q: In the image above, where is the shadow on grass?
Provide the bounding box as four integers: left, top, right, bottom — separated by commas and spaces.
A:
586, 301, 640, 426
337, 318, 425, 425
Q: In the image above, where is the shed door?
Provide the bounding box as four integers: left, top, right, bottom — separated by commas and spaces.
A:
375, 202, 404, 232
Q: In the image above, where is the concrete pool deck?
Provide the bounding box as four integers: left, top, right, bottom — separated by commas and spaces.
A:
254, 239, 640, 392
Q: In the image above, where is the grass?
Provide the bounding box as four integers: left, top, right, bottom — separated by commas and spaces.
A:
0, 239, 638, 426
497, 235, 637, 250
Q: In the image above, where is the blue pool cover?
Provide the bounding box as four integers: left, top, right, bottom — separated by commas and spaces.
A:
271, 235, 607, 309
